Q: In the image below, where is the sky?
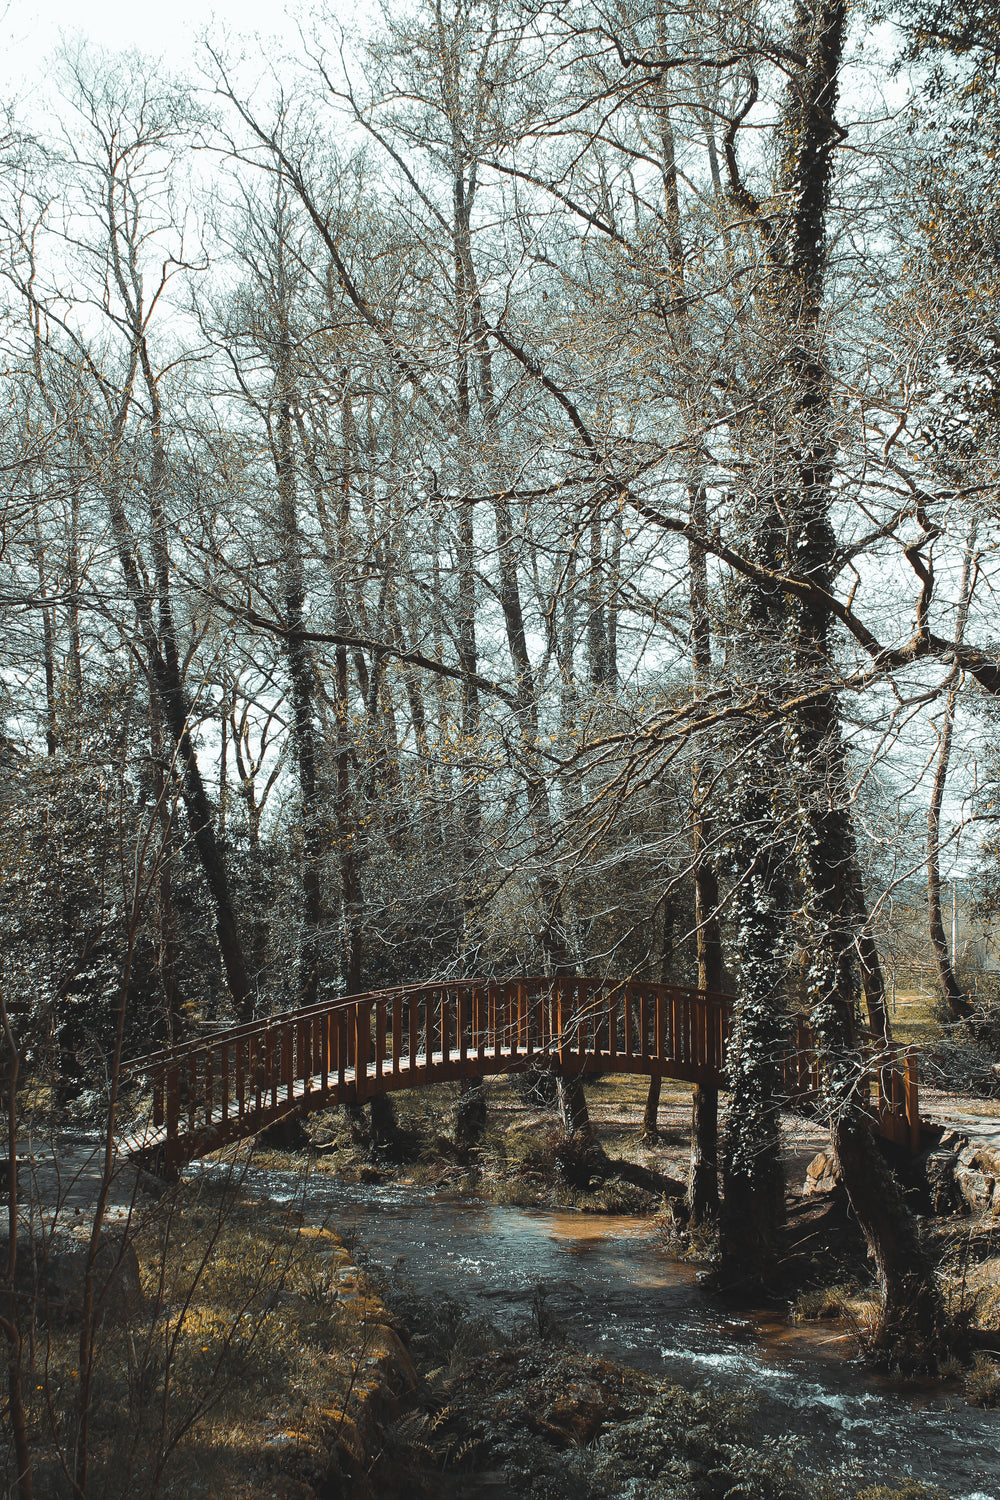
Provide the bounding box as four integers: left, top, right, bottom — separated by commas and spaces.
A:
1, 0, 308, 95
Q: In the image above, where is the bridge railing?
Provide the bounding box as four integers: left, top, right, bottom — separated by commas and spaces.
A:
121, 977, 733, 1163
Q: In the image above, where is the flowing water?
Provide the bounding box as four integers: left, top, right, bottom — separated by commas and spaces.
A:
193, 1163, 1000, 1499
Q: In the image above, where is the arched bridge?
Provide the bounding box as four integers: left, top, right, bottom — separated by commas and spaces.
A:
120, 977, 922, 1177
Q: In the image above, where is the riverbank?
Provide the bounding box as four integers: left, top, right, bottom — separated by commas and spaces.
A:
1, 1176, 416, 1498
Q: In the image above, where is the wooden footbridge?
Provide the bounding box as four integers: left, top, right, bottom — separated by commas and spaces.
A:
120, 977, 922, 1177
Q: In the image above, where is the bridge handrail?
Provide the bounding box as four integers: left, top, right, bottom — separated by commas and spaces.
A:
121, 976, 737, 1078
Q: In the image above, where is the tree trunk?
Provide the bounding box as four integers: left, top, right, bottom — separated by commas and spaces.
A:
927, 679, 973, 1020
641, 1074, 661, 1141
688, 486, 722, 1223
832, 1107, 943, 1365
719, 799, 788, 1293
271, 258, 326, 1010
454, 1076, 487, 1157
558, 1075, 591, 1137
150, 694, 183, 1042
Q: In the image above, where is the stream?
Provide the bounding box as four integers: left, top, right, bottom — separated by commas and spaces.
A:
193, 1163, 1000, 1499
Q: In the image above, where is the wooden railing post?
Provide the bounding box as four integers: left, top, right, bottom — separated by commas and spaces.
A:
220, 1045, 230, 1124
906, 1048, 920, 1154
205, 1048, 215, 1127
442, 991, 451, 1074
408, 994, 418, 1073
375, 1001, 387, 1084
356, 1002, 370, 1101
166, 1064, 180, 1174
475, 985, 486, 1065
608, 985, 617, 1060
424, 990, 434, 1070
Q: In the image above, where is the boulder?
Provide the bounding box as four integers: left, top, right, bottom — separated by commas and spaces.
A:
1, 1224, 144, 1326
921, 1149, 965, 1216
803, 1150, 840, 1195
954, 1142, 1000, 1216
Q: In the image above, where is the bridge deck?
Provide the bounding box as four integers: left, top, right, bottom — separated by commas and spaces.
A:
118, 977, 922, 1176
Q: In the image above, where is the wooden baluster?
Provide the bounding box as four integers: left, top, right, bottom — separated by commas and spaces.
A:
357, 1002, 371, 1100
269, 1029, 279, 1109
639, 990, 650, 1064
153, 1067, 164, 1129
906, 1048, 920, 1153
409, 994, 419, 1074
514, 980, 522, 1057
220, 1050, 230, 1122
655, 989, 665, 1065
459, 987, 469, 1068
475, 985, 486, 1065
556, 980, 565, 1070
425, 989, 434, 1072
591, 984, 602, 1066
236, 1039, 246, 1119
301, 1020, 311, 1097
166, 1064, 180, 1166
205, 1048, 215, 1128
392, 995, 402, 1077
441, 992, 451, 1076
320, 1017, 329, 1093
578, 979, 589, 1059
504, 981, 514, 1058
189, 1055, 198, 1134
609, 986, 617, 1061
376, 1001, 387, 1083
624, 985, 634, 1060
281, 1027, 294, 1102
337, 1010, 347, 1089
489, 982, 499, 1059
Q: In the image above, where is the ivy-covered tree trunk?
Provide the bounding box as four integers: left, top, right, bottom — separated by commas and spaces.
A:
719, 785, 789, 1293
734, 0, 944, 1357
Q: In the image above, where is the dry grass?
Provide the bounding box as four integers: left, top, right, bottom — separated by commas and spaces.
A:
887, 990, 943, 1048
2, 1176, 409, 1499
